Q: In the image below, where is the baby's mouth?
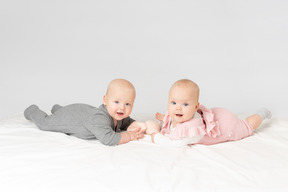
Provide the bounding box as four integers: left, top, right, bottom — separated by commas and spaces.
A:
175, 114, 183, 117
117, 112, 124, 116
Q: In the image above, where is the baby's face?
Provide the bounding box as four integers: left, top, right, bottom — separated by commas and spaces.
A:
103, 86, 135, 122
168, 86, 199, 126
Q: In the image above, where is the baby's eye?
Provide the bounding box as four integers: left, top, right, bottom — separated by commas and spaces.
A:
115, 101, 119, 104
183, 103, 189, 107
125, 103, 130, 106
171, 101, 176, 105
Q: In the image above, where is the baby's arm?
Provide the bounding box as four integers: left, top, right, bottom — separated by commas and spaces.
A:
119, 121, 146, 145
127, 121, 147, 132
144, 120, 161, 135
128, 120, 161, 135
118, 129, 144, 145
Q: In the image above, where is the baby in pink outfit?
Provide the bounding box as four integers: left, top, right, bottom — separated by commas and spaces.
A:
146, 79, 272, 146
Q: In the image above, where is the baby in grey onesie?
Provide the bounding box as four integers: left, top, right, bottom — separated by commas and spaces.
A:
24, 103, 135, 146
24, 79, 147, 146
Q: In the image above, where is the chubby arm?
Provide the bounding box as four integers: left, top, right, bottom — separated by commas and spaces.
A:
144, 120, 161, 134
118, 129, 144, 145
127, 121, 147, 132
118, 121, 146, 145
85, 113, 145, 146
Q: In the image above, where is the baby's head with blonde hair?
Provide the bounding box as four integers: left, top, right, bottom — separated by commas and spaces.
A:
168, 79, 200, 126
103, 79, 136, 124
169, 79, 200, 103
105, 78, 136, 98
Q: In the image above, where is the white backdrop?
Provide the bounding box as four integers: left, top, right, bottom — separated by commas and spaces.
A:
1, 0, 287, 120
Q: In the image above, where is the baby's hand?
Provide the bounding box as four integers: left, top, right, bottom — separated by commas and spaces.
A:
155, 112, 165, 121
128, 129, 145, 141
118, 129, 144, 145
127, 121, 146, 132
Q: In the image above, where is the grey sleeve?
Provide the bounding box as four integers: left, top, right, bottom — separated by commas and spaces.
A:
84, 113, 121, 146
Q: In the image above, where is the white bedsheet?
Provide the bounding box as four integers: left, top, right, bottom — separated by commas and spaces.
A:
0, 114, 288, 192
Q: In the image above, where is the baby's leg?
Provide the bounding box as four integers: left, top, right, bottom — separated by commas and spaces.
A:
24, 104, 69, 132
51, 104, 63, 113
24, 104, 51, 130
25, 104, 87, 135
24, 105, 47, 121
24, 104, 62, 130
245, 108, 272, 130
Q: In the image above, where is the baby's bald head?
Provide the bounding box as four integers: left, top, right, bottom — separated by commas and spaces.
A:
170, 79, 200, 103
106, 79, 136, 99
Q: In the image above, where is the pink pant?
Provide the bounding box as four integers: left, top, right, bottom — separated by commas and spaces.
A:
198, 108, 254, 145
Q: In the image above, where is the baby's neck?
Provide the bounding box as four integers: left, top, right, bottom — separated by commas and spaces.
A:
171, 120, 178, 128
114, 119, 117, 127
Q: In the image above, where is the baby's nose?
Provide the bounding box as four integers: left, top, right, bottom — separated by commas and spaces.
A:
118, 103, 124, 109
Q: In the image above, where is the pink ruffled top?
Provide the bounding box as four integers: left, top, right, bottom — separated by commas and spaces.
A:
160, 105, 221, 140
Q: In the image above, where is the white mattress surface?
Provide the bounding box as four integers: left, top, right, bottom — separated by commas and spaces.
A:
0, 114, 288, 192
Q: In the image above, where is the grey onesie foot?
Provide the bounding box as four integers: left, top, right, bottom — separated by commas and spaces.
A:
51, 104, 63, 113
24, 104, 40, 120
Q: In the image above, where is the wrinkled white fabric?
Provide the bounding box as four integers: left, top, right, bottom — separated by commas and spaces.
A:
1, 114, 288, 192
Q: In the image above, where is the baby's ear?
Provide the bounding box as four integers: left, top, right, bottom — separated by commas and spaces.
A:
195, 102, 200, 110
103, 95, 107, 105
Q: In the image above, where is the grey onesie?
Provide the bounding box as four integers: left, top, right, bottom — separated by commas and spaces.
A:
24, 104, 135, 146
